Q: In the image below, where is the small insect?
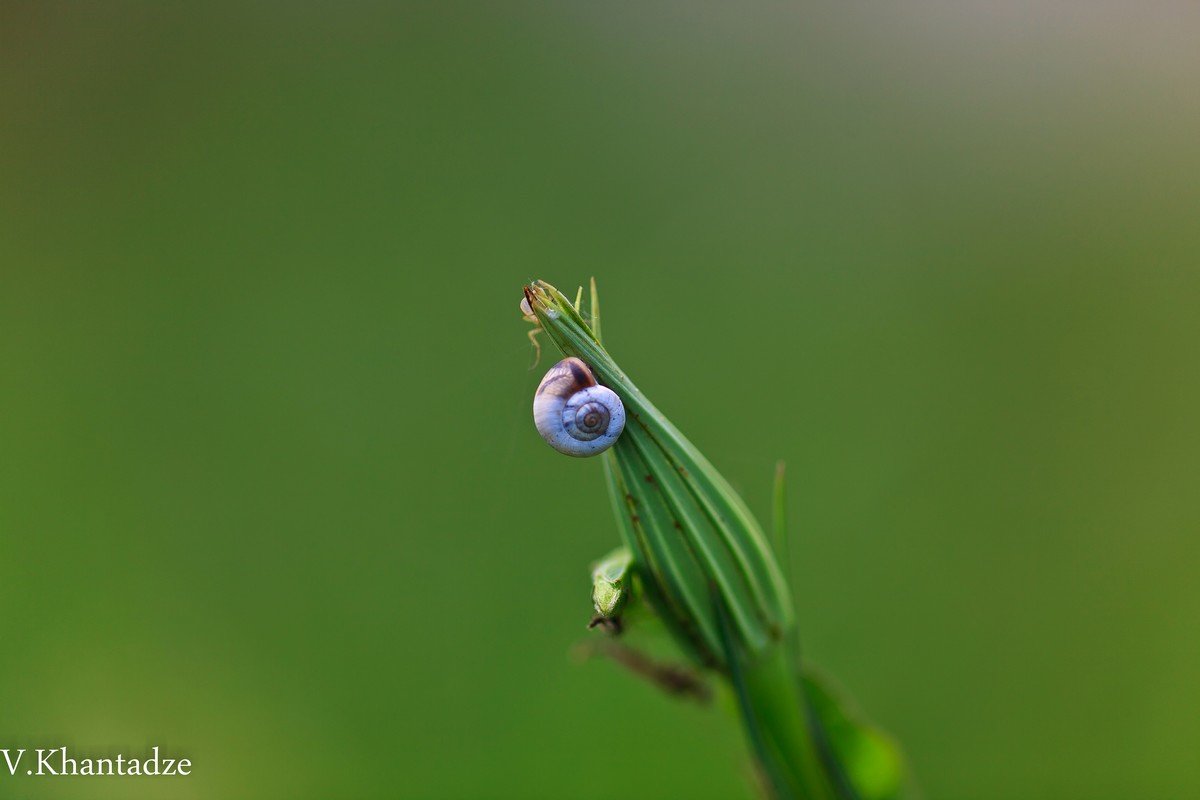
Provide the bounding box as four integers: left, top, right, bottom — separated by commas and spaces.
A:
533, 357, 626, 457
521, 283, 583, 369
519, 292, 542, 368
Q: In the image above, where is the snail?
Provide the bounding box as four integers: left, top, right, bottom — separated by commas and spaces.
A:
534, 357, 626, 457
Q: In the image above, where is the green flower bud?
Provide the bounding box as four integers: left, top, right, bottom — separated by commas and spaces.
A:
591, 547, 631, 619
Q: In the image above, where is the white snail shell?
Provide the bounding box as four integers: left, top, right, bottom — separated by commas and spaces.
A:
534, 357, 626, 457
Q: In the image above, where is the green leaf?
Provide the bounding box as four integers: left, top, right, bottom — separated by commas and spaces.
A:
527, 278, 910, 800
526, 279, 792, 660
802, 667, 913, 800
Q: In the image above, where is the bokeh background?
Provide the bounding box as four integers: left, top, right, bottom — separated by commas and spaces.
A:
2, 3, 1198, 798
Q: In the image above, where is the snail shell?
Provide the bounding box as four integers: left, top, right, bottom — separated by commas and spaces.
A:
534, 357, 626, 457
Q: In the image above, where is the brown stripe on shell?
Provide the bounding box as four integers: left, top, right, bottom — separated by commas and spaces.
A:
536, 357, 598, 396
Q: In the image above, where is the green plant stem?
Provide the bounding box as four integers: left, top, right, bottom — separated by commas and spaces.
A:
745, 649, 838, 800
528, 279, 840, 800
717, 596, 836, 800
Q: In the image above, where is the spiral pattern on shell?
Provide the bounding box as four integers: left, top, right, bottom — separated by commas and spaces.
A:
533, 357, 626, 457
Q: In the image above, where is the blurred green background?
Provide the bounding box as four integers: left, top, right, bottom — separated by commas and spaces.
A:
2, 3, 1198, 798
